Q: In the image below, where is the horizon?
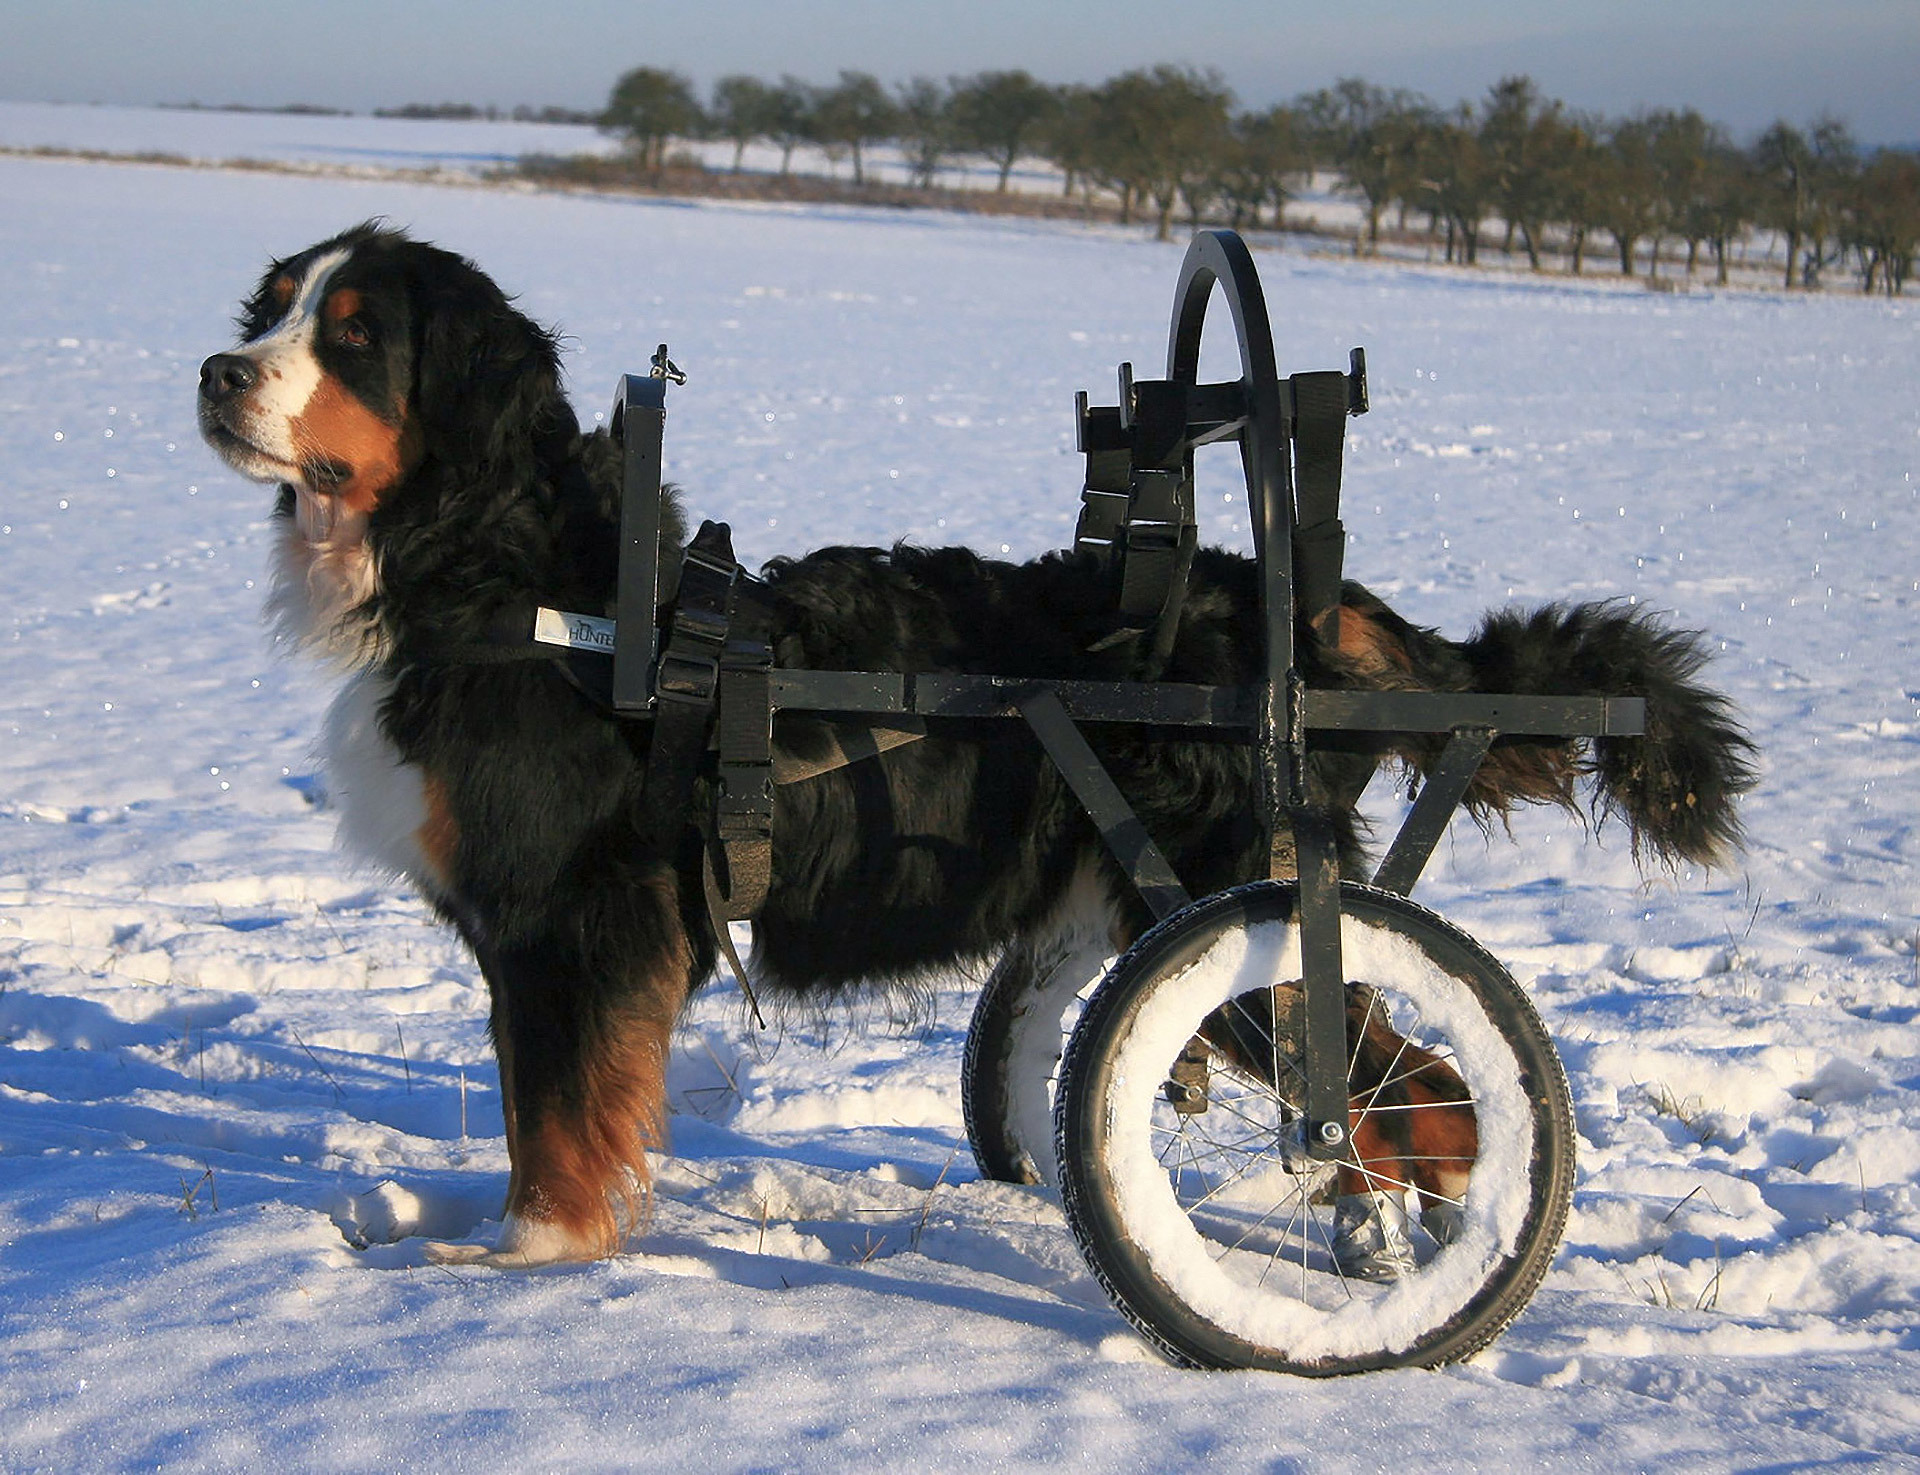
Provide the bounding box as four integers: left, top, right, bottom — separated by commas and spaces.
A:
1, 1, 1916, 148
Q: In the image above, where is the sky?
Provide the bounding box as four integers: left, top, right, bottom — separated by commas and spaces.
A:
0, 0, 1915, 145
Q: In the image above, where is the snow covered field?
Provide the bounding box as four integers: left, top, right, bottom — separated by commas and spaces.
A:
0, 99, 613, 175
2, 106, 1918, 1470
0, 98, 1060, 197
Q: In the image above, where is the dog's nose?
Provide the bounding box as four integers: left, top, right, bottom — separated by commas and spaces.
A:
199, 353, 258, 403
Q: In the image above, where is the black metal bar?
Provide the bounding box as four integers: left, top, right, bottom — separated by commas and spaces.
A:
1292, 808, 1351, 1161
1015, 687, 1192, 924
766, 670, 1642, 741
613, 374, 667, 712
768, 671, 1256, 728
1369, 727, 1495, 896
1307, 690, 1646, 738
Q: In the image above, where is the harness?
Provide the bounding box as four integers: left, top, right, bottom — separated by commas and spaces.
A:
420, 337, 1365, 1031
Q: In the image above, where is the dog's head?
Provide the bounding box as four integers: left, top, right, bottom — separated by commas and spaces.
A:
203, 225, 583, 658
199, 222, 569, 515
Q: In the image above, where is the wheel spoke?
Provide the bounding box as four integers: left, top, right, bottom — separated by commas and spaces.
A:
1348, 984, 1386, 1085
1341, 1097, 1480, 1114
1255, 1181, 1316, 1290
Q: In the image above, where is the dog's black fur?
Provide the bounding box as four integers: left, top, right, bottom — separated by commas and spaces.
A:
200, 224, 1755, 1263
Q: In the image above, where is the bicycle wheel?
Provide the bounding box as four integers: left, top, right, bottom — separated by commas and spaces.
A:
1055, 880, 1573, 1375
963, 936, 1113, 1186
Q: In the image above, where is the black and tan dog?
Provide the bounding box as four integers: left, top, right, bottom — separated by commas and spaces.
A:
199, 223, 1754, 1265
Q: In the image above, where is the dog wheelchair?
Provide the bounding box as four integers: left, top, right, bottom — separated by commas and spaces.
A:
575, 231, 1640, 1375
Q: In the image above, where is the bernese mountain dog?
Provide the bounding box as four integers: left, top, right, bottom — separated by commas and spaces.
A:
199, 223, 1755, 1267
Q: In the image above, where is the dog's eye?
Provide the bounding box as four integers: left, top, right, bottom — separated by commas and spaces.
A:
337, 319, 373, 349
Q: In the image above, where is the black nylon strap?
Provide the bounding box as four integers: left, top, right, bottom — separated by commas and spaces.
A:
1075, 398, 1132, 564
405, 606, 543, 664
639, 521, 774, 1029
1289, 371, 1350, 625
712, 632, 775, 922
1074, 384, 1197, 666
641, 521, 737, 850
703, 849, 768, 1030
399, 608, 625, 712
1117, 528, 1179, 624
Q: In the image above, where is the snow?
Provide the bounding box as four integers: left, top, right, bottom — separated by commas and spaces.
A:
3, 106, 1919, 1469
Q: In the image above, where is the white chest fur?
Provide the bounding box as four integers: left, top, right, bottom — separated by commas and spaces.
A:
321, 670, 435, 891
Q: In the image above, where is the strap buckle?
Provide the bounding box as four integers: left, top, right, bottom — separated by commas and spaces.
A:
655, 647, 720, 706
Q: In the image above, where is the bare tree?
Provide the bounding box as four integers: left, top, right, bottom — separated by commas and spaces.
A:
1695, 136, 1755, 286
1085, 72, 1159, 226
1413, 106, 1495, 264
1595, 116, 1661, 275
948, 70, 1059, 192
602, 66, 703, 173
710, 74, 775, 172
1645, 109, 1729, 277
813, 71, 897, 186
1300, 78, 1432, 254
1479, 76, 1565, 270
1548, 115, 1611, 274
1037, 84, 1101, 205
1749, 118, 1858, 289
1844, 150, 1919, 295
1136, 67, 1235, 242
1798, 118, 1860, 287
1212, 106, 1308, 230
894, 77, 952, 189
765, 76, 818, 176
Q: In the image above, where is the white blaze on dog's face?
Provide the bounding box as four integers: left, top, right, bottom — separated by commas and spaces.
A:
202, 248, 349, 483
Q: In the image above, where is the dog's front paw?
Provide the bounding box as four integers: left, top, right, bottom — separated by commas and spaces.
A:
424, 1214, 611, 1268
422, 1239, 505, 1266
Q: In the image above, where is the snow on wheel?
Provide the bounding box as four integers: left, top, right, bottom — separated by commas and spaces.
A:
963, 937, 1112, 1186
1054, 880, 1574, 1375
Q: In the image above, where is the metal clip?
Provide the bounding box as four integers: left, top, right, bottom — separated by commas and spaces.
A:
650, 343, 688, 386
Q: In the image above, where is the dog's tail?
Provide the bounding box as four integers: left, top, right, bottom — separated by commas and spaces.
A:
1337, 589, 1758, 870
1455, 601, 1758, 868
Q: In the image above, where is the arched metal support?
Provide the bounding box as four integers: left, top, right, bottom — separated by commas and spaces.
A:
1164, 231, 1349, 1154
1164, 232, 1307, 844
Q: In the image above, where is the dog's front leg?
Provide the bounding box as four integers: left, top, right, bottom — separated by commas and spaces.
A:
428, 874, 699, 1267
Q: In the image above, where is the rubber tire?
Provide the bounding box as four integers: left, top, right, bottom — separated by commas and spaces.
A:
1054, 880, 1575, 1375
962, 945, 1048, 1184
963, 939, 1111, 1185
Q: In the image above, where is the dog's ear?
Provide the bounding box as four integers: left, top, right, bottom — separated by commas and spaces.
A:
407, 246, 573, 472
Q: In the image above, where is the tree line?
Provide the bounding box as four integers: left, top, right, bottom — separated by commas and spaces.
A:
598, 66, 1918, 296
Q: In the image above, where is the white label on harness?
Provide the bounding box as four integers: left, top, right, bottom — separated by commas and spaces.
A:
533, 607, 618, 654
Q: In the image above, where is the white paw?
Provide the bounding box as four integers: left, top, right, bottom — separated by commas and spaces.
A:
423, 1214, 608, 1268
